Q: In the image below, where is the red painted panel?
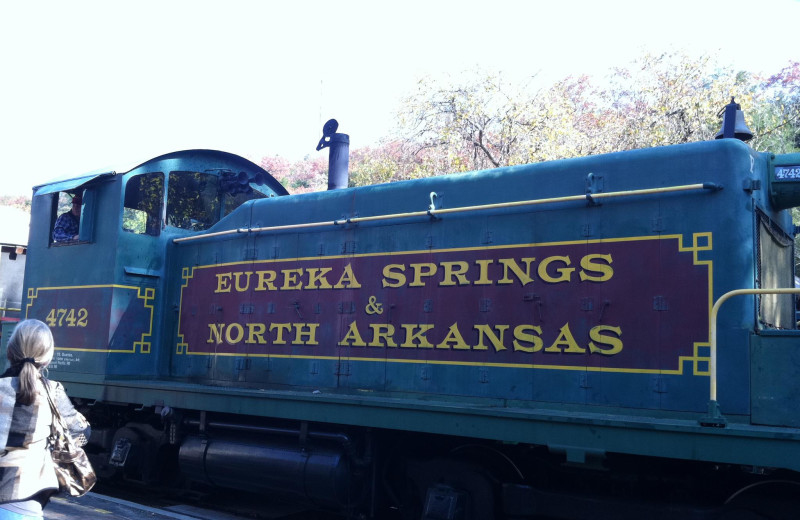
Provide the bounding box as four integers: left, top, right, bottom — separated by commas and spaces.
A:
178, 236, 710, 374
26, 286, 154, 353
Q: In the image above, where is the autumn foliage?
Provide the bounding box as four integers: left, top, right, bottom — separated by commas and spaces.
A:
263, 53, 797, 193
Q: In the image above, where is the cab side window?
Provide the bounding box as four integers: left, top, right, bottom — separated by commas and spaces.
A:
167, 172, 221, 231
51, 191, 83, 244
123, 172, 164, 236
223, 183, 267, 216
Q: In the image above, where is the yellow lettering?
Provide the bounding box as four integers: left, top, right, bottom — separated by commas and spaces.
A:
436, 323, 469, 350
545, 323, 585, 353
589, 325, 623, 355
369, 324, 397, 347
513, 325, 543, 352
382, 264, 406, 288
281, 268, 303, 290
306, 267, 333, 289
270, 323, 292, 344
409, 263, 438, 287
538, 256, 574, 283
440, 261, 470, 286
474, 324, 509, 351
255, 270, 277, 290
473, 259, 494, 285
232, 272, 251, 292
293, 323, 319, 345
246, 323, 267, 344
401, 324, 435, 348
498, 258, 535, 285
225, 323, 244, 344
207, 323, 225, 344
580, 254, 614, 282
338, 321, 367, 346
334, 264, 362, 289
215, 273, 232, 293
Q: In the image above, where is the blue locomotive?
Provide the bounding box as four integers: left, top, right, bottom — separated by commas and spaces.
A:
9, 109, 800, 519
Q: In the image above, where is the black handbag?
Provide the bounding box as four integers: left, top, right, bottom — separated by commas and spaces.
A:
43, 380, 96, 497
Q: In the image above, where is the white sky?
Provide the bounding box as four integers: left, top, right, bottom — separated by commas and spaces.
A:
1, 0, 798, 196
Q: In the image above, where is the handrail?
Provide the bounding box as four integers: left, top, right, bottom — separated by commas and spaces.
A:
703, 288, 800, 427
173, 182, 720, 244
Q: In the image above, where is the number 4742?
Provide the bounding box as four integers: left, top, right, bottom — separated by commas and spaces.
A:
45, 308, 88, 328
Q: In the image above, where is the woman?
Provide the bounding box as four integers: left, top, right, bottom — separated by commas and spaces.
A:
0, 320, 90, 519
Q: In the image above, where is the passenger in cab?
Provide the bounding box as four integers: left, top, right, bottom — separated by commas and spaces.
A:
52, 193, 81, 243
0, 320, 91, 519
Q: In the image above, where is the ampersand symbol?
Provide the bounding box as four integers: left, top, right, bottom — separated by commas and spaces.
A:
365, 296, 384, 315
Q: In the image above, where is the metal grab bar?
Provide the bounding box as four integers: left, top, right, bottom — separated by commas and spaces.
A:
174, 182, 720, 244
703, 288, 800, 427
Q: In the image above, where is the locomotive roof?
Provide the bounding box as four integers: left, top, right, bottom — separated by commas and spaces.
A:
32, 149, 288, 197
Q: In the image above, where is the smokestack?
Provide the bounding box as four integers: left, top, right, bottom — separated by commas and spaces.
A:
316, 119, 350, 190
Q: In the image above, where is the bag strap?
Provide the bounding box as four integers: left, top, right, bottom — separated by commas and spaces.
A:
41, 377, 67, 433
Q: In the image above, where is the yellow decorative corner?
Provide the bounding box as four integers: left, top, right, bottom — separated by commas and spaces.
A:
134, 287, 156, 354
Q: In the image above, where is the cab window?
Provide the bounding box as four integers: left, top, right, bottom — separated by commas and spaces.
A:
167, 172, 221, 231
223, 182, 267, 216
51, 191, 84, 244
123, 172, 164, 236
166, 171, 269, 231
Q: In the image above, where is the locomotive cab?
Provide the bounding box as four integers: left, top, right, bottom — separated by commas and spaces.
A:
22, 151, 287, 380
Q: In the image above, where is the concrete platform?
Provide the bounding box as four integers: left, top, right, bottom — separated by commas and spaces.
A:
46, 492, 242, 520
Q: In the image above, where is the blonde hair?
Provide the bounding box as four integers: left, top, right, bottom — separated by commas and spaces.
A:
6, 319, 55, 405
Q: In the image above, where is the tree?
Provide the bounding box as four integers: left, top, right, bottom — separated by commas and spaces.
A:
600, 52, 755, 150
257, 53, 798, 198
260, 154, 328, 194
0, 195, 31, 213
397, 72, 541, 173
749, 61, 800, 154
393, 52, 795, 174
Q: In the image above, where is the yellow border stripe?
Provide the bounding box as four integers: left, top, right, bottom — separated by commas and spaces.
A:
26, 284, 156, 354
176, 234, 713, 376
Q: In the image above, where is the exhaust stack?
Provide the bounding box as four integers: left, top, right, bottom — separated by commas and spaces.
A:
316, 119, 350, 190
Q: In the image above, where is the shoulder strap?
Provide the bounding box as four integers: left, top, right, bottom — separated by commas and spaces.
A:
41, 377, 67, 431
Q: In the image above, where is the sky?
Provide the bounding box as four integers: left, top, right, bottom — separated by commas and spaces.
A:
1, 0, 798, 197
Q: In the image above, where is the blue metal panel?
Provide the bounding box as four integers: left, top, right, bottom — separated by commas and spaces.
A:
162, 140, 761, 419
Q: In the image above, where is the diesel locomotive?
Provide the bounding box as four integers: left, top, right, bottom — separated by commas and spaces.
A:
7, 111, 800, 519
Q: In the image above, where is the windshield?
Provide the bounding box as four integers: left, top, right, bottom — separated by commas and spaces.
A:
167, 171, 267, 231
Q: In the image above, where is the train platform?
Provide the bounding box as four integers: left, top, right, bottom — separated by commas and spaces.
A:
46, 492, 245, 520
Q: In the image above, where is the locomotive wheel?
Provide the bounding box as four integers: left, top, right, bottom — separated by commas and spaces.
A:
720, 480, 800, 519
